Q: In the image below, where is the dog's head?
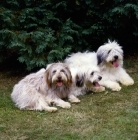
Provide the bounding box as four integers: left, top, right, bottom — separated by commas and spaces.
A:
45, 63, 72, 88
76, 66, 102, 88
85, 68, 102, 88
97, 40, 123, 68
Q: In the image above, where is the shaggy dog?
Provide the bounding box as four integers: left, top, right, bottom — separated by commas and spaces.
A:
97, 40, 134, 91
65, 40, 134, 92
11, 63, 80, 112
64, 52, 105, 96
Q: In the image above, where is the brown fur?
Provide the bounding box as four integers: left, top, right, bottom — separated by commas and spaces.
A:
45, 63, 72, 88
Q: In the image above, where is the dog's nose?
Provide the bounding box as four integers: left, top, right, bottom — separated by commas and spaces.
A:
114, 55, 118, 60
58, 76, 62, 80
98, 76, 102, 80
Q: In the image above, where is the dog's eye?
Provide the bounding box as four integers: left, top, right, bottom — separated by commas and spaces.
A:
61, 69, 65, 73
91, 72, 94, 75
53, 70, 56, 73
108, 50, 111, 54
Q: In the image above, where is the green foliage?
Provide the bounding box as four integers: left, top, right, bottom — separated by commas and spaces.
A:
0, 0, 138, 70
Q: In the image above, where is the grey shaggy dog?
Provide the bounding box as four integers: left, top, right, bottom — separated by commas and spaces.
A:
11, 63, 80, 112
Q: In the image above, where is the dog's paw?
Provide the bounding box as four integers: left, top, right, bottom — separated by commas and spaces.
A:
60, 102, 71, 109
92, 86, 105, 92
45, 107, 58, 112
69, 97, 80, 103
97, 86, 105, 92
121, 79, 134, 86
111, 85, 121, 91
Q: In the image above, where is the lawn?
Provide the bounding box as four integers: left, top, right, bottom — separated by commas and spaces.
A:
0, 56, 138, 140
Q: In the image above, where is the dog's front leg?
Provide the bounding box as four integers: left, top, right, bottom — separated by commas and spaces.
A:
53, 98, 71, 109
86, 83, 105, 93
68, 94, 80, 103
92, 86, 105, 92
118, 68, 134, 86
99, 80, 121, 91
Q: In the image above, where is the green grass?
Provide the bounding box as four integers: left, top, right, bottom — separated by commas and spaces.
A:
0, 57, 138, 140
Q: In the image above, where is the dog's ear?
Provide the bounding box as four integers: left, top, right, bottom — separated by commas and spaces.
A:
45, 69, 52, 88
65, 66, 72, 87
76, 74, 85, 87
97, 53, 104, 65
46, 63, 53, 70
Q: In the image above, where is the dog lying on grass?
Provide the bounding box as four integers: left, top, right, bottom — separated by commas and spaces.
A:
11, 62, 80, 112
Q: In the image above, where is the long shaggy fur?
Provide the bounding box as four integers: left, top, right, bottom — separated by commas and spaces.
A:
11, 63, 80, 112
96, 40, 134, 91
64, 52, 105, 96
65, 40, 134, 92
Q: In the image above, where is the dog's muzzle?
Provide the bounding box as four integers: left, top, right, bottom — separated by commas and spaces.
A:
110, 55, 119, 67
56, 76, 63, 87
93, 82, 100, 87
93, 76, 102, 87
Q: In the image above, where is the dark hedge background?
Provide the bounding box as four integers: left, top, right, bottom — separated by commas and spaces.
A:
0, 0, 138, 70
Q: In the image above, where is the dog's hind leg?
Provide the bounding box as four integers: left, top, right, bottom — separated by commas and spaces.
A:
21, 88, 58, 112
36, 98, 57, 112
31, 95, 57, 112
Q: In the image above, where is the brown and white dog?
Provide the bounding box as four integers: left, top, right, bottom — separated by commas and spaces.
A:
11, 62, 79, 112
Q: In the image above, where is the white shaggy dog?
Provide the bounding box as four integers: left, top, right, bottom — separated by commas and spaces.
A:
65, 40, 134, 92
64, 52, 105, 96
11, 62, 79, 112
97, 40, 134, 91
